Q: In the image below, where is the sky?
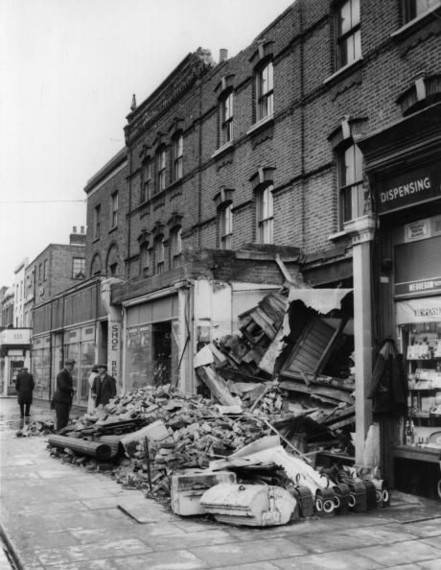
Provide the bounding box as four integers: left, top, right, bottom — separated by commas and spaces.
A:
0, 0, 294, 287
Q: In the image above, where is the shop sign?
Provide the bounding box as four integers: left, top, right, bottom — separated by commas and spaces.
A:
396, 297, 441, 324
395, 277, 441, 297
377, 164, 441, 215
109, 320, 121, 380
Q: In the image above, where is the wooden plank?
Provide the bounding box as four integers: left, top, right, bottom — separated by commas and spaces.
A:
279, 379, 354, 404
196, 366, 241, 407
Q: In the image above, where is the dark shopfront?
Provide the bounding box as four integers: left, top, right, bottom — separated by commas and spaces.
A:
359, 102, 441, 500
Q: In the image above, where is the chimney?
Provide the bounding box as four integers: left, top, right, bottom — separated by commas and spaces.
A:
219, 49, 228, 63
70, 228, 86, 246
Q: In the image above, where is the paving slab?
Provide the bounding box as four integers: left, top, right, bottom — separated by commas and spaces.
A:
1, 397, 441, 570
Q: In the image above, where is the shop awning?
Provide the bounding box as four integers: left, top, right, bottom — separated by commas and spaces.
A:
287, 287, 353, 314
396, 297, 441, 325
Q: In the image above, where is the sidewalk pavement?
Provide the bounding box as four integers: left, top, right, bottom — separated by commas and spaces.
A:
1, 397, 441, 570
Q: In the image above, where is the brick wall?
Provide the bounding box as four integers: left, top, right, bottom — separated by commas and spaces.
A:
86, 0, 441, 288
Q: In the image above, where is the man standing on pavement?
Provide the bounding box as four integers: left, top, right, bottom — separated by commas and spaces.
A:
52, 359, 75, 432
15, 367, 35, 418
91, 364, 117, 407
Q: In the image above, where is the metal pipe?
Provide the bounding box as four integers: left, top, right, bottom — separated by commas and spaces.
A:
48, 435, 113, 460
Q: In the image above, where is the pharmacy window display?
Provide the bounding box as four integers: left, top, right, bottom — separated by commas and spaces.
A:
401, 322, 441, 449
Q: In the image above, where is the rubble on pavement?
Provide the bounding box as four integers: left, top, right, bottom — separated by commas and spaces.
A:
29, 287, 372, 525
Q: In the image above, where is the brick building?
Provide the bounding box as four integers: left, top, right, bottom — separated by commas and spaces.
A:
34, 0, 441, 496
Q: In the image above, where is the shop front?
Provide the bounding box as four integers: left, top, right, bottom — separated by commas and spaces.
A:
358, 103, 441, 499
0, 328, 31, 396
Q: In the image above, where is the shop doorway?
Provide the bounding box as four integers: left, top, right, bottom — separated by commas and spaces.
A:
152, 322, 171, 386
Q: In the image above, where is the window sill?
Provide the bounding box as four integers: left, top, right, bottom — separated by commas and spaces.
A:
108, 226, 117, 235
92, 237, 100, 244
391, 2, 441, 39
328, 229, 349, 242
212, 141, 234, 159
246, 114, 274, 136
323, 58, 363, 87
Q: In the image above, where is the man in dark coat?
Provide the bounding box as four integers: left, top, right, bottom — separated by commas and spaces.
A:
15, 367, 35, 418
52, 359, 75, 432
91, 364, 117, 407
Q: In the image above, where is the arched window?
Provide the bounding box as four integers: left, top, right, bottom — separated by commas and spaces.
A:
154, 237, 165, 275
172, 133, 183, 182
106, 244, 119, 276
140, 157, 152, 204
156, 146, 167, 194
256, 184, 273, 244
170, 227, 183, 268
90, 253, 102, 276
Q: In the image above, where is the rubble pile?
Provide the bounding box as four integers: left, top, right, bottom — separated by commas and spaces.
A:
16, 419, 55, 438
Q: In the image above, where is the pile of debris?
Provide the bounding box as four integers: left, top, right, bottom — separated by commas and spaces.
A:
16, 419, 55, 438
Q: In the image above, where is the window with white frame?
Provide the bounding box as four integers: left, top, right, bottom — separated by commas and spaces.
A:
154, 237, 165, 274
93, 205, 101, 239
72, 257, 85, 279
141, 159, 152, 204
170, 227, 183, 268
403, 0, 440, 22
156, 147, 167, 193
219, 204, 233, 249
336, 0, 361, 69
111, 191, 118, 228
256, 62, 274, 122
338, 142, 365, 226
256, 184, 274, 244
220, 91, 233, 145
172, 134, 183, 181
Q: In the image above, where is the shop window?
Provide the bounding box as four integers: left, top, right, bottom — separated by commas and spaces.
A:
220, 91, 234, 145
256, 62, 274, 122
72, 257, 85, 279
111, 191, 118, 228
156, 146, 167, 194
338, 142, 365, 226
170, 227, 182, 268
219, 203, 233, 250
256, 184, 274, 244
94, 204, 101, 239
403, 0, 440, 22
336, 0, 361, 69
172, 133, 183, 182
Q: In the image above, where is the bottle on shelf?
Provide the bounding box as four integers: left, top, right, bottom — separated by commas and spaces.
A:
405, 420, 413, 446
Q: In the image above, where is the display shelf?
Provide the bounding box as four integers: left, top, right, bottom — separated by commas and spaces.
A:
393, 445, 441, 464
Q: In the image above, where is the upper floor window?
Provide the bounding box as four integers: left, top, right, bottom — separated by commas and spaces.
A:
170, 227, 183, 268
94, 205, 101, 239
338, 142, 365, 226
219, 204, 233, 250
156, 147, 167, 193
256, 62, 274, 121
403, 0, 440, 22
336, 0, 361, 69
141, 159, 152, 204
72, 257, 86, 279
256, 184, 274, 244
43, 259, 48, 281
154, 237, 165, 274
38, 263, 43, 283
111, 191, 118, 228
172, 134, 183, 181
140, 244, 150, 277
220, 92, 234, 145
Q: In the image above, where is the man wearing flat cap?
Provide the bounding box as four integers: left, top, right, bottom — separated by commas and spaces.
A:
52, 359, 75, 431
91, 363, 117, 407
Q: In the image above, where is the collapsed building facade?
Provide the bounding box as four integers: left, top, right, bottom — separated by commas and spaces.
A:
32, 0, 441, 499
